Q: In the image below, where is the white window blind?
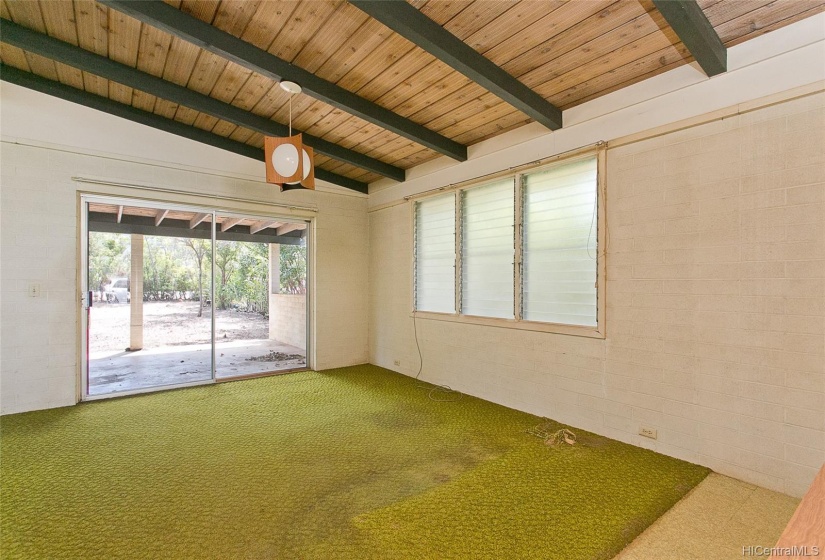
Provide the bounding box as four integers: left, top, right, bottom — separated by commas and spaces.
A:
522, 157, 598, 326
461, 179, 515, 318
415, 194, 456, 313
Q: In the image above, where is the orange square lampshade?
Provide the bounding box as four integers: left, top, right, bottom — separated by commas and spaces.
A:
265, 134, 315, 191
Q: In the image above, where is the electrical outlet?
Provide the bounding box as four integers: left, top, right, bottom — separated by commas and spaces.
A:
28, 283, 41, 298
393, 360, 401, 367
639, 427, 657, 440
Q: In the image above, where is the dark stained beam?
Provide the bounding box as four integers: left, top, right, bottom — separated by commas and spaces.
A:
0, 64, 368, 193
98, 0, 468, 162
652, 0, 726, 77
0, 19, 401, 182
350, 0, 563, 130
88, 212, 305, 245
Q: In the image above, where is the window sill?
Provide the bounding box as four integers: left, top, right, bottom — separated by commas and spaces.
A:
410, 311, 605, 339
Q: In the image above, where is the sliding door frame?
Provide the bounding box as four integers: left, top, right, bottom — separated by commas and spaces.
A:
79, 193, 312, 401
212, 209, 312, 381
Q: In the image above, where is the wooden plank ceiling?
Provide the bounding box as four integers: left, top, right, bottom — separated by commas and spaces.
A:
2, 0, 823, 188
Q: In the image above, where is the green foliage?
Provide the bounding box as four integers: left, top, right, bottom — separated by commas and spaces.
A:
280, 245, 307, 294
89, 233, 307, 314
184, 239, 210, 318
214, 241, 240, 310
143, 237, 195, 297
225, 242, 268, 313
88, 233, 129, 291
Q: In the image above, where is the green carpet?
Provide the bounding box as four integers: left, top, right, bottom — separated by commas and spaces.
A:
1, 365, 708, 559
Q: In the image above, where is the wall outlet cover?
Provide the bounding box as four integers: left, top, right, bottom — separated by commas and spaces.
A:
639, 427, 658, 439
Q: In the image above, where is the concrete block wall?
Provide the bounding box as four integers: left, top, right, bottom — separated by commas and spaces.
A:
313, 190, 370, 370
0, 142, 369, 414
0, 144, 79, 413
269, 294, 307, 350
369, 91, 825, 497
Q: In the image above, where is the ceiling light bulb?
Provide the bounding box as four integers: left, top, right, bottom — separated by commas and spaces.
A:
272, 143, 300, 178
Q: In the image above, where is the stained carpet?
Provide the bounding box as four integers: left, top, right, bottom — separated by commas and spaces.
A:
1, 364, 708, 559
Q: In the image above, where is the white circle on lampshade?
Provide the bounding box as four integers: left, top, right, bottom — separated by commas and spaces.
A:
272, 143, 299, 177
287, 148, 312, 184
302, 148, 311, 180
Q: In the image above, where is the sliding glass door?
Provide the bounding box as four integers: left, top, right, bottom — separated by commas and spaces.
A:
213, 212, 308, 380
81, 196, 309, 399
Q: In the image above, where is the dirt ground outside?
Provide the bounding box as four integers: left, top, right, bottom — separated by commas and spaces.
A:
89, 301, 269, 353
88, 301, 306, 394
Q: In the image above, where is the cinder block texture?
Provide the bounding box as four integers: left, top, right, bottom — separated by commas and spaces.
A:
369, 92, 825, 497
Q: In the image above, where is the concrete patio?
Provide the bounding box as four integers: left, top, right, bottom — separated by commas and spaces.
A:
89, 338, 306, 395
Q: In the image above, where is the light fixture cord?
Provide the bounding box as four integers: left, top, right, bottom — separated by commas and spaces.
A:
288, 93, 293, 136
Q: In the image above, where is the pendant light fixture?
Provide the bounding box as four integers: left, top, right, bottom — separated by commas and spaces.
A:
265, 81, 315, 191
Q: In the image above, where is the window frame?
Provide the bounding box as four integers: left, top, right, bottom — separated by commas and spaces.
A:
459, 176, 516, 320
412, 190, 457, 314
411, 148, 606, 339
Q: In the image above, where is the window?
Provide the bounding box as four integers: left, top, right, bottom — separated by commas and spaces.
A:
413, 151, 604, 337
461, 178, 515, 319
522, 158, 598, 327
414, 193, 455, 313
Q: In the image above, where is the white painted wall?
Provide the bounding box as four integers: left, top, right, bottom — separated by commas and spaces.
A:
369, 17, 825, 498
0, 84, 369, 415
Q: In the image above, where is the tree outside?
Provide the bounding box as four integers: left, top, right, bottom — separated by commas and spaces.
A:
89, 233, 307, 314
218, 240, 268, 314
279, 245, 307, 295
143, 236, 196, 299
88, 233, 130, 297
184, 238, 210, 318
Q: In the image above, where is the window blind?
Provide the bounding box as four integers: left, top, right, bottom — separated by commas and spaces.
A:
522, 157, 598, 326
415, 193, 456, 313
461, 179, 515, 319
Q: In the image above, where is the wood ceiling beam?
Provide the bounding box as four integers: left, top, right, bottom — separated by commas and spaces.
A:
155, 209, 169, 226
0, 20, 401, 183
0, 64, 368, 193
98, 0, 468, 163
651, 0, 726, 77
275, 223, 307, 236
221, 218, 243, 232
350, 0, 563, 131
189, 213, 209, 229
249, 220, 282, 234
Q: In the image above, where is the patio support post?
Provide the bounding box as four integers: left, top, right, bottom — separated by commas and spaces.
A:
129, 234, 144, 351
